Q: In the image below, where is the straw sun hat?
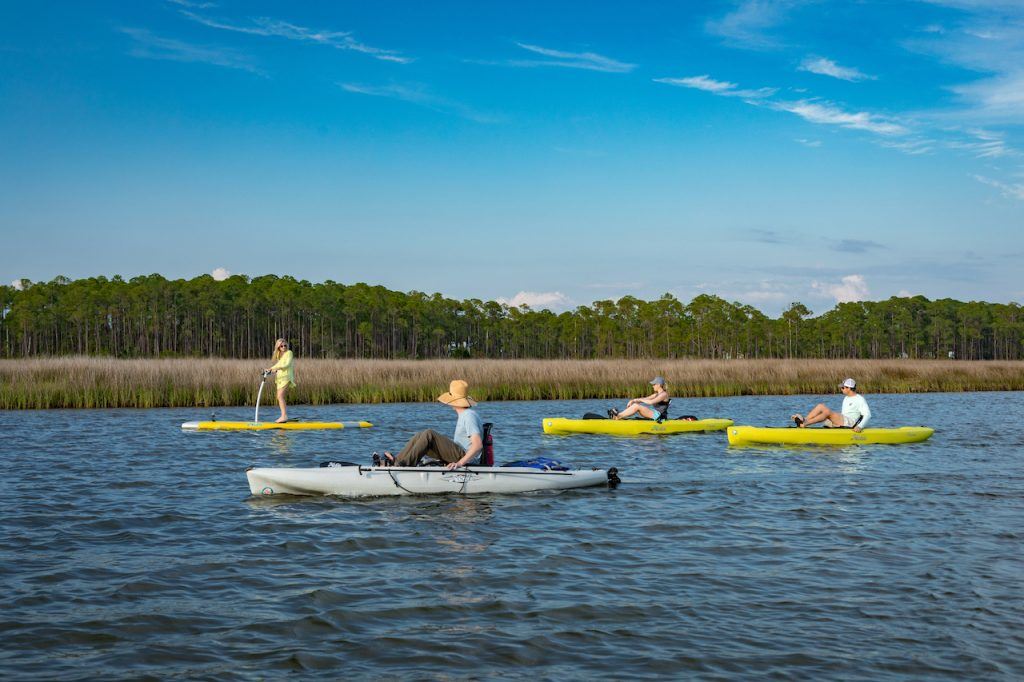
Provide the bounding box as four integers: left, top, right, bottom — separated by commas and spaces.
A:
437, 379, 477, 408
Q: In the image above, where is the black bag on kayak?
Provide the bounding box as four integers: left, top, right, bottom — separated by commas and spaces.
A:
480, 422, 494, 466
582, 412, 607, 420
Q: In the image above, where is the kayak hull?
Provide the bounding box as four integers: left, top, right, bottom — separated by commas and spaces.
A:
542, 417, 733, 436
247, 465, 613, 497
727, 425, 934, 446
182, 421, 372, 431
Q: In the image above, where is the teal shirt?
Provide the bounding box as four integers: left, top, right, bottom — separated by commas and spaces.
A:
453, 409, 483, 451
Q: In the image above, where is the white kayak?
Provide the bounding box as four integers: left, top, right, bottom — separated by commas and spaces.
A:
247, 463, 619, 497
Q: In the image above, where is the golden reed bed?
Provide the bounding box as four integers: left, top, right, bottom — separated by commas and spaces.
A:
1, 357, 1022, 409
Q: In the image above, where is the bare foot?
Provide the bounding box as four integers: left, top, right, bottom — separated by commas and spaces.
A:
275, 417, 288, 423
382, 451, 395, 466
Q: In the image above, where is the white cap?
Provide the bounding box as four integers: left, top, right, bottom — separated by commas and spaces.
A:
840, 378, 856, 389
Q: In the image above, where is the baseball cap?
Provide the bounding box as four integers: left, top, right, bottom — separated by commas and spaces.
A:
840, 378, 857, 389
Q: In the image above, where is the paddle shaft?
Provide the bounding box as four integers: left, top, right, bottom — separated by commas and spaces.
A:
254, 370, 270, 423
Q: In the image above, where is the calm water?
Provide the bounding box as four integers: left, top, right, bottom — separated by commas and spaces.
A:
1, 392, 1022, 680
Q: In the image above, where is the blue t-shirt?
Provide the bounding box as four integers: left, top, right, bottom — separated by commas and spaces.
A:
453, 408, 483, 451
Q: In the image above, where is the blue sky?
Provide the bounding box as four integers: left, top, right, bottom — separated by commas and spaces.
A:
1, 0, 1022, 315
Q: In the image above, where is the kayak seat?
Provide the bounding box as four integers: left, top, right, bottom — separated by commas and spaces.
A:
655, 399, 671, 423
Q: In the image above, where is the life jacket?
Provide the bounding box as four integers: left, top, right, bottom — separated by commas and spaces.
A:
653, 398, 671, 423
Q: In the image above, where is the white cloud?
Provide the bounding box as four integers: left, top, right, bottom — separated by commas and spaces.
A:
950, 72, 1024, 122
497, 291, 574, 311
771, 100, 908, 135
339, 82, 497, 123
119, 27, 263, 74
972, 174, 1024, 200
11, 279, 24, 290
654, 75, 777, 99
878, 138, 934, 155
795, 138, 822, 147
511, 43, 635, 73
705, 0, 799, 49
211, 267, 231, 281
799, 56, 876, 82
897, 289, 915, 297
812, 274, 870, 303
180, 11, 411, 63
166, 0, 217, 8
946, 128, 1012, 158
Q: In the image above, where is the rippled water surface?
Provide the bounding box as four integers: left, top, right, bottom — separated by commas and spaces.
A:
2, 392, 1023, 679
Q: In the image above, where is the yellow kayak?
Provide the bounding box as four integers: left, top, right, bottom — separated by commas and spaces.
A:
181, 420, 373, 431
543, 417, 733, 436
727, 425, 934, 446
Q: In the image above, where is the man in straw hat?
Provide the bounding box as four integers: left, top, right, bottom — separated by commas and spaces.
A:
384, 379, 484, 469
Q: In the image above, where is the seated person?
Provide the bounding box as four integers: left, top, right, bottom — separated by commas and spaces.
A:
792, 378, 871, 432
610, 377, 671, 421
383, 380, 483, 469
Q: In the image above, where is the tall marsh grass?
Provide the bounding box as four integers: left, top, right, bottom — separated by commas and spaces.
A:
1, 357, 1022, 409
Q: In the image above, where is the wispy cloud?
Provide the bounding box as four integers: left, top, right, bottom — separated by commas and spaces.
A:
338, 82, 497, 123
799, 56, 876, 82
166, 0, 217, 8
180, 11, 412, 63
507, 43, 636, 73
878, 138, 934, 155
795, 138, 822, 147
746, 228, 792, 244
770, 100, 908, 135
946, 128, 1012, 158
705, 0, 804, 49
656, 73, 906, 137
653, 75, 776, 99
972, 174, 1024, 200
119, 27, 263, 75
832, 239, 883, 253
906, 5, 1024, 123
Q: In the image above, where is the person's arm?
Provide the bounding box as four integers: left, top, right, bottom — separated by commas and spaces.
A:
269, 351, 292, 371
448, 433, 483, 469
854, 398, 871, 432
640, 390, 668, 406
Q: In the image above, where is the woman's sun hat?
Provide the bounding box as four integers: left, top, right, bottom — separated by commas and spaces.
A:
437, 379, 477, 408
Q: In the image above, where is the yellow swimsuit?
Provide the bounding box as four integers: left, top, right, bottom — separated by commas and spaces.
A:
270, 350, 296, 389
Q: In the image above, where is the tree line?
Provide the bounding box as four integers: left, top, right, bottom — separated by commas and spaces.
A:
1, 274, 1021, 360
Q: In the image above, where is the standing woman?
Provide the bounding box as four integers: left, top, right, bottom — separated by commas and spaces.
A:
265, 338, 295, 423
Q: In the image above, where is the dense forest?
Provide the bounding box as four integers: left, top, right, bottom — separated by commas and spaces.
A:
1, 274, 1022, 360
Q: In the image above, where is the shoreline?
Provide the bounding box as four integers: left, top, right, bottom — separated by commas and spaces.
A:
1, 358, 1023, 409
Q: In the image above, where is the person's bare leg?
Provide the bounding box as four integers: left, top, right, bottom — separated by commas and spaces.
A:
800, 403, 841, 427
614, 403, 656, 420
275, 386, 288, 422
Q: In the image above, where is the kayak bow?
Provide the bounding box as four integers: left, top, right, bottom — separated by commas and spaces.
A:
182, 420, 373, 431
542, 417, 733, 436
727, 425, 934, 446
246, 464, 617, 497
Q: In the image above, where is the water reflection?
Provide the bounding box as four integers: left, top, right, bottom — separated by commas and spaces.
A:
268, 431, 294, 457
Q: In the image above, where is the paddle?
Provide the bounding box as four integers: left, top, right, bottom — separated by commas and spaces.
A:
253, 370, 270, 423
